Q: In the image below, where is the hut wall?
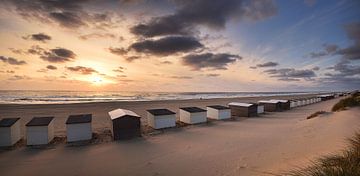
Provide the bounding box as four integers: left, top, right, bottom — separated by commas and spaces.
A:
112, 116, 140, 140
147, 113, 176, 129
66, 123, 92, 142
207, 108, 230, 120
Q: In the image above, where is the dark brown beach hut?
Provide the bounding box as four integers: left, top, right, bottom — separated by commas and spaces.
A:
108, 109, 141, 140
228, 102, 258, 117
258, 100, 282, 112
271, 99, 291, 110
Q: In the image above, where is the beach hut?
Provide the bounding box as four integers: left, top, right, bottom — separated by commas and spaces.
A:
147, 109, 176, 129
290, 101, 296, 108
271, 99, 290, 110
66, 114, 92, 142
207, 105, 231, 120
258, 100, 281, 112
228, 102, 258, 117
296, 100, 303, 106
257, 104, 265, 114
108, 109, 141, 140
26, 117, 54, 145
179, 107, 207, 124
0, 118, 21, 147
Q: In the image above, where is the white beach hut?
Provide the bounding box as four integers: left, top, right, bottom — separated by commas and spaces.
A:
147, 109, 176, 129
302, 100, 307, 105
26, 117, 54, 145
0, 118, 21, 147
179, 107, 207, 124
290, 101, 296, 108
257, 104, 265, 114
296, 100, 302, 106
207, 105, 231, 120
66, 114, 92, 142
306, 99, 311, 105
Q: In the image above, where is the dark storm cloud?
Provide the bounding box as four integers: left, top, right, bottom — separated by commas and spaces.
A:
49, 12, 86, 28
256, 61, 278, 67
308, 44, 339, 58
264, 68, 316, 81
23, 33, 52, 42
308, 22, 360, 60
2, 0, 117, 29
40, 48, 76, 63
182, 53, 241, 70
108, 47, 128, 55
131, 0, 277, 37
320, 61, 360, 87
46, 65, 57, 70
336, 22, 360, 60
0, 56, 27, 65
66, 66, 97, 75
129, 36, 203, 56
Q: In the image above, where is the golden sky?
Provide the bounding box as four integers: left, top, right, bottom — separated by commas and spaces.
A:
0, 0, 359, 91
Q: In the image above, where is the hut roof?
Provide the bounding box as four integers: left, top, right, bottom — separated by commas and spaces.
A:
66, 114, 92, 124
228, 102, 253, 107
258, 100, 280, 104
108, 109, 140, 120
0, 118, 20, 127
207, 105, 230, 110
26, 117, 54, 126
180, 107, 206, 113
270, 99, 289, 103
147, 109, 176, 116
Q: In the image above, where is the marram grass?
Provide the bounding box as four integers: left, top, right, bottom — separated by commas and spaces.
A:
286, 132, 360, 176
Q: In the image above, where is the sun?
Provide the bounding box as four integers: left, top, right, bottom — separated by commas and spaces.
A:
91, 76, 103, 85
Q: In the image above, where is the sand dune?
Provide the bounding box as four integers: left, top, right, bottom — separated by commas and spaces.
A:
0, 96, 359, 176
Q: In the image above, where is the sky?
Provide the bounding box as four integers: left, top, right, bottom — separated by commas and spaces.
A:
0, 0, 359, 92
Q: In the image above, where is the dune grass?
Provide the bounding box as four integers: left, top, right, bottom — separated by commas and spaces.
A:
332, 92, 360, 112
307, 111, 326, 119
287, 132, 360, 176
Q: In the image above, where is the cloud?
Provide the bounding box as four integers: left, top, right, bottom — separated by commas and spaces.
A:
129, 36, 203, 56
264, 68, 316, 81
182, 53, 241, 70
256, 61, 278, 67
46, 65, 57, 70
308, 22, 360, 60
206, 73, 220, 77
160, 61, 173, 65
169, 76, 193, 79
2, 0, 118, 30
108, 47, 128, 55
0, 56, 27, 65
312, 66, 320, 71
125, 56, 141, 62
79, 33, 116, 40
113, 66, 125, 73
8, 75, 31, 81
320, 61, 360, 87
23, 33, 51, 42
49, 11, 86, 28
308, 43, 339, 58
66, 66, 98, 75
130, 0, 277, 37
40, 48, 77, 63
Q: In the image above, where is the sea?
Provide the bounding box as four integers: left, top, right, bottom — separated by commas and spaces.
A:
0, 90, 328, 104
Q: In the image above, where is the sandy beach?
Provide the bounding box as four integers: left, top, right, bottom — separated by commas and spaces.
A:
0, 95, 359, 176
